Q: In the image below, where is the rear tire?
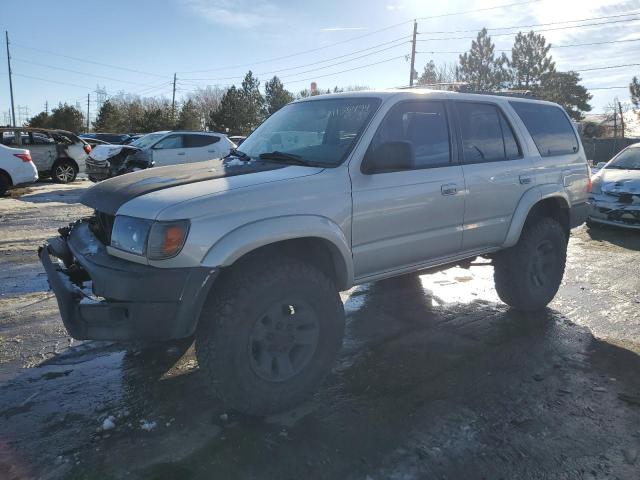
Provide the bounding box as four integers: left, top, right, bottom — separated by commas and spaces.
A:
52, 159, 78, 183
493, 217, 567, 312
0, 173, 10, 196
195, 255, 345, 416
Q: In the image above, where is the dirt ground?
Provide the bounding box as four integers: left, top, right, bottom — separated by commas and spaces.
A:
1, 181, 639, 480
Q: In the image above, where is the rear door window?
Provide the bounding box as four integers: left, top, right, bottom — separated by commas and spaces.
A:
454, 102, 522, 163
509, 101, 579, 156
185, 134, 219, 148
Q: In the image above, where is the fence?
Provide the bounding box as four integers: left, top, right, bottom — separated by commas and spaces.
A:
580, 137, 639, 164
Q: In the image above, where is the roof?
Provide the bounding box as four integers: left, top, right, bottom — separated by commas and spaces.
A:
294, 88, 560, 108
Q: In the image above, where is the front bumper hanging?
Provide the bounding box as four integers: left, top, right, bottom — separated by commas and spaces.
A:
39, 220, 217, 341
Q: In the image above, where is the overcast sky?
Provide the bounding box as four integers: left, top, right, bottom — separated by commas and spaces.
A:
1, 0, 640, 125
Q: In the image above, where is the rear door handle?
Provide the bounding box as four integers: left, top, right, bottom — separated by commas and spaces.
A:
441, 183, 458, 196
519, 174, 532, 185
177, 152, 186, 156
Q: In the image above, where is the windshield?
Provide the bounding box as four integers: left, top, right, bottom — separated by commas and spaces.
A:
237, 97, 381, 166
130, 133, 165, 149
607, 147, 640, 170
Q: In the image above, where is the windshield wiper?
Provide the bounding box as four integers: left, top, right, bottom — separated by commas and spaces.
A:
225, 148, 251, 161
258, 151, 319, 166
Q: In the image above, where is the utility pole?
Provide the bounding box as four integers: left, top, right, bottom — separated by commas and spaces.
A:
5, 31, 16, 127
86, 93, 90, 132
171, 73, 177, 122
44, 101, 48, 115
409, 20, 417, 87
618, 100, 625, 139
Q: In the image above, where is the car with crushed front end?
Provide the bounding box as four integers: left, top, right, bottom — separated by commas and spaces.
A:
39, 89, 590, 415
587, 142, 640, 230
85, 130, 234, 181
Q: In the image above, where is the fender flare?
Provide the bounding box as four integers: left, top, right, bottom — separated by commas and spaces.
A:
201, 215, 354, 290
503, 184, 570, 248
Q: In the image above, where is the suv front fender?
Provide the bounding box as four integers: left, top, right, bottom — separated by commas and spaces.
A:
503, 185, 570, 248
201, 215, 354, 290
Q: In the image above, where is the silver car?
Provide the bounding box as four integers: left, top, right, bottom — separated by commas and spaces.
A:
0, 128, 90, 183
588, 143, 640, 230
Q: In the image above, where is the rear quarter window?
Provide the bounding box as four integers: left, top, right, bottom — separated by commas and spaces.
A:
509, 101, 579, 157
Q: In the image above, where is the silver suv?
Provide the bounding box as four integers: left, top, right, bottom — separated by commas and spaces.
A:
40, 90, 589, 415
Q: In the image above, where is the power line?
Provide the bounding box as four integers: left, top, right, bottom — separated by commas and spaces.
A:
417, 17, 640, 42
576, 62, 640, 73
416, 37, 640, 55
177, 0, 541, 74
12, 72, 94, 90
416, 10, 640, 35
11, 58, 163, 87
182, 38, 411, 82
11, 42, 166, 78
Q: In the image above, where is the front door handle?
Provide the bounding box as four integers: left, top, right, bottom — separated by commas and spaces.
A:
441, 183, 458, 196
177, 152, 186, 156
519, 174, 532, 185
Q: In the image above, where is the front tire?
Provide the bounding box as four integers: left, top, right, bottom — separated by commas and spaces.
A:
52, 159, 78, 183
493, 217, 567, 312
0, 173, 10, 196
195, 255, 345, 416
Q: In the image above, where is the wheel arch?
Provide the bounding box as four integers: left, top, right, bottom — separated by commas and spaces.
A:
504, 186, 570, 248
201, 216, 354, 291
0, 168, 13, 186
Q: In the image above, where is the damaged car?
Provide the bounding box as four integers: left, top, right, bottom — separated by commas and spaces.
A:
0, 127, 91, 183
588, 143, 640, 230
86, 130, 234, 181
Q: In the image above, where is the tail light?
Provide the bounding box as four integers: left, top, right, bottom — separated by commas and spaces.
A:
14, 153, 32, 163
83, 144, 92, 154
586, 165, 593, 193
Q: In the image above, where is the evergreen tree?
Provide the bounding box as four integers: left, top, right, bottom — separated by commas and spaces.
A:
209, 86, 246, 134
630, 76, 640, 108
536, 71, 592, 120
241, 70, 265, 131
49, 103, 85, 132
27, 111, 50, 128
509, 31, 555, 88
177, 99, 201, 130
264, 76, 294, 115
93, 100, 120, 132
458, 28, 508, 90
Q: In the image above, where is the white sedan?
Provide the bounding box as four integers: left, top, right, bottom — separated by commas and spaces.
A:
0, 143, 38, 195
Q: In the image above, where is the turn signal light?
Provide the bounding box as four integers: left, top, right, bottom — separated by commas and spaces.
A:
83, 144, 92, 154
14, 153, 32, 163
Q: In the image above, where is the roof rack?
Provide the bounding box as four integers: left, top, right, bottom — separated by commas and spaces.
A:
397, 83, 539, 99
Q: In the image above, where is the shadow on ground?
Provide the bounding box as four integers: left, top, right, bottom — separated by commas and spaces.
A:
586, 223, 640, 251
1, 275, 639, 479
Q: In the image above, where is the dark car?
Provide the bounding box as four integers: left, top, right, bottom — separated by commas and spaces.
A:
80, 133, 131, 144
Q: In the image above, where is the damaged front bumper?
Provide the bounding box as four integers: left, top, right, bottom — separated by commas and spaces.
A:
587, 193, 640, 230
39, 220, 218, 341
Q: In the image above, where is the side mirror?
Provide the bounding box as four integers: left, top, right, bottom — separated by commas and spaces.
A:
362, 141, 415, 174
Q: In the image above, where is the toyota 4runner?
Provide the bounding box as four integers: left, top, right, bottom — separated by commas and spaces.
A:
39, 90, 590, 415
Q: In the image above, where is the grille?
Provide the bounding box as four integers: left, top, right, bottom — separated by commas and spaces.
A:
90, 211, 115, 245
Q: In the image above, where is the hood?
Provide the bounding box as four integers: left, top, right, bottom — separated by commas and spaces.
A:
80, 159, 291, 215
88, 144, 139, 161
595, 168, 640, 195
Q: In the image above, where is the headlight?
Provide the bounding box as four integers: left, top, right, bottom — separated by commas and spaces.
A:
147, 220, 190, 260
110, 216, 189, 259
111, 216, 152, 255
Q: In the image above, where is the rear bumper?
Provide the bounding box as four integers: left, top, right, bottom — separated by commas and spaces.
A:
39, 221, 218, 341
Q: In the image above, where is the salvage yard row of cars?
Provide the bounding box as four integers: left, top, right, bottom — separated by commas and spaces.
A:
0, 128, 236, 193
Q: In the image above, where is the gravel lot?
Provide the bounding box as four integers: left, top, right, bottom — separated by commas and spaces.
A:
1, 181, 639, 480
